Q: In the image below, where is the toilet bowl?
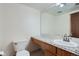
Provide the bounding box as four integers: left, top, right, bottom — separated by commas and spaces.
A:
13, 40, 30, 56
16, 50, 30, 56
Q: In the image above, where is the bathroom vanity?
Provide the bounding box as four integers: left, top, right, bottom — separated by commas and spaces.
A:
31, 37, 78, 56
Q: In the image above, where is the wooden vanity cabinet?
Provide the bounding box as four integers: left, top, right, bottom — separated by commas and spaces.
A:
31, 37, 57, 56
31, 37, 76, 56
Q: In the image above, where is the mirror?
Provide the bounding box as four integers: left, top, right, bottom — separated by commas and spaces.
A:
40, 3, 79, 37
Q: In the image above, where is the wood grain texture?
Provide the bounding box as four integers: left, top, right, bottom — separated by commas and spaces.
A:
71, 12, 79, 37
31, 37, 76, 56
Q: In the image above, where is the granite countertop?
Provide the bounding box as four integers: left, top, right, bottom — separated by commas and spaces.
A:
33, 36, 79, 56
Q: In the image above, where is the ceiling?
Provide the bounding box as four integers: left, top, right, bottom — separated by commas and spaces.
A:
22, 3, 79, 15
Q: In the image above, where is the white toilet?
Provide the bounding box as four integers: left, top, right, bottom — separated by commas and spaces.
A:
13, 40, 30, 56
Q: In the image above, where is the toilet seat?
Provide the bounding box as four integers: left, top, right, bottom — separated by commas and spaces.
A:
16, 50, 30, 56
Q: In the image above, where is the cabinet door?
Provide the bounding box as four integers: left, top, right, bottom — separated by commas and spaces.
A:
57, 48, 62, 56
57, 48, 72, 56
41, 44, 56, 56
48, 45, 57, 55
43, 50, 54, 56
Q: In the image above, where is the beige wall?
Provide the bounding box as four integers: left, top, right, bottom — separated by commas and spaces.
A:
0, 4, 40, 56
0, 6, 3, 48
41, 12, 55, 36
1, 3, 79, 56
54, 13, 70, 36
41, 12, 70, 37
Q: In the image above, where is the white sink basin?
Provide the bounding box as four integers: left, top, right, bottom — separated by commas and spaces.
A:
53, 40, 78, 47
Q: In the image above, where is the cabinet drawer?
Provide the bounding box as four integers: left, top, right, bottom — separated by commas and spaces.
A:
32, 37, 42, 46
31, 37, 50, 49
40, 42, 50, 50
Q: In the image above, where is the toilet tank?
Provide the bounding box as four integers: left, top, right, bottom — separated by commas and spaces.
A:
13, 40, 27, 52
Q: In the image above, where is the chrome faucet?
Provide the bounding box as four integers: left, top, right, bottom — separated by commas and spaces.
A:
63, 34, 70, 42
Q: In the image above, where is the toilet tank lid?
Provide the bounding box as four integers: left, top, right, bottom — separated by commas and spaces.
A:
12, 40, 27, 51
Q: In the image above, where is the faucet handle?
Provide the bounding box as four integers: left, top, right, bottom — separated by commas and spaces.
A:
63, 34, 67, 41
67, 36, 70, 42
